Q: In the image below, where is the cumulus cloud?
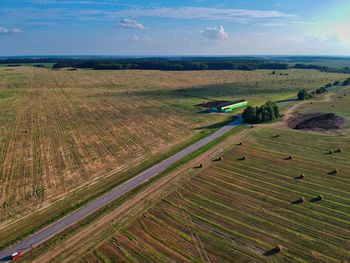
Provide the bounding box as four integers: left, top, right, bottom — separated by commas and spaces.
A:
0, 27, 22, 34
130, 35, 152, 42
201, 25, 228, 40
118, 18, 144, 30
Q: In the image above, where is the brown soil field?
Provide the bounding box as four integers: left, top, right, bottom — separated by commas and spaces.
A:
288, 113, 346, 131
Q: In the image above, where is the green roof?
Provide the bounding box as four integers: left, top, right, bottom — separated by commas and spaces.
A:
217, 100, 247, 108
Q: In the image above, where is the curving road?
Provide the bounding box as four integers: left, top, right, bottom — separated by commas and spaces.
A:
0, 116, 243, 261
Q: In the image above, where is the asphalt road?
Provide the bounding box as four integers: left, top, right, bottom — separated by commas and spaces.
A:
0, 116, 243, 261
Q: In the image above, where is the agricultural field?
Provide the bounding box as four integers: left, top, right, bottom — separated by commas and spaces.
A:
82, 87, 350, 262
0, 66, 347, 227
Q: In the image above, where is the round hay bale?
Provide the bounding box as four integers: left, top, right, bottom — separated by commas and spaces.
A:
300, 174, 305, 179
276, 244, 283, 252
299, 197, 305, 203
242, 156, 247, 160
143, 212, 150, 218
317, 195, 323, 201
328, 150, 333, 154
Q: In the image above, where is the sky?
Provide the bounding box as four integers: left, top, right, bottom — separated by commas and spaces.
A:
0, 0, 350, 56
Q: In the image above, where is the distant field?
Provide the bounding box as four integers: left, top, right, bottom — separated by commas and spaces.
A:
84, 88, 350, 262
0, 66, 347, 225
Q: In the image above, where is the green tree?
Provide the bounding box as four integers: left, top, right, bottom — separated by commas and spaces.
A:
242, 106, 256, 123
297, 89, 311, 100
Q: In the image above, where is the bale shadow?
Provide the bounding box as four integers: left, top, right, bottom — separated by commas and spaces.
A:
193, 164, 203, 169
328, 170, 338, 176
291, 198, 304, 205
309, 197, 322, 203
263, 247, 281, 256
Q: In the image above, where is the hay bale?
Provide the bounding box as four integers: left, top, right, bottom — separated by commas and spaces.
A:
276, 245, 283, 252
328, 150, 333, 154
238, 142, 243, 146
317, 195, 323, 201
242, 156, 247, 160
335, 148, 342, 153
300, 197, 305, 203
299, 174, 305, 179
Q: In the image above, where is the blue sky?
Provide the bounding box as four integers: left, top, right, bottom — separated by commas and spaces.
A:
1, 0, 350, 56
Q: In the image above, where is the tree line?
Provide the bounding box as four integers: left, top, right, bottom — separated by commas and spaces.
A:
294, 63, 350, 74
297, 77, 350, 100
52, 60, 290, 71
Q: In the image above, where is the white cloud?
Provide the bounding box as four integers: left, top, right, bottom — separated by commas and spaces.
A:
305, 34, 339, 43
130, 35, 152, 42
113, 7, 299, 24
201, 25, 228, 40
118, 18, 144, 30
0, 27, 21, 34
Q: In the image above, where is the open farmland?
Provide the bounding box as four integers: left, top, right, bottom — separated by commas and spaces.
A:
82, 91, 350, 262
0, 66, 347, 227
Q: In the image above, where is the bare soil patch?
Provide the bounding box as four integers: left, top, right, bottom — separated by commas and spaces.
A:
288, 112, 345, 131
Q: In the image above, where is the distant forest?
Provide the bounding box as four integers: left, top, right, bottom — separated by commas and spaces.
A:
1, 56, 350, 73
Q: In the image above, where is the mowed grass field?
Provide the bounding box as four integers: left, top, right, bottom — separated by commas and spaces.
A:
0, 66, 347, 225
83, 89, 350, 262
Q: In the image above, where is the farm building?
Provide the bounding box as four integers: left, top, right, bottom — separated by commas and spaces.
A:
212, 99, 248, 113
